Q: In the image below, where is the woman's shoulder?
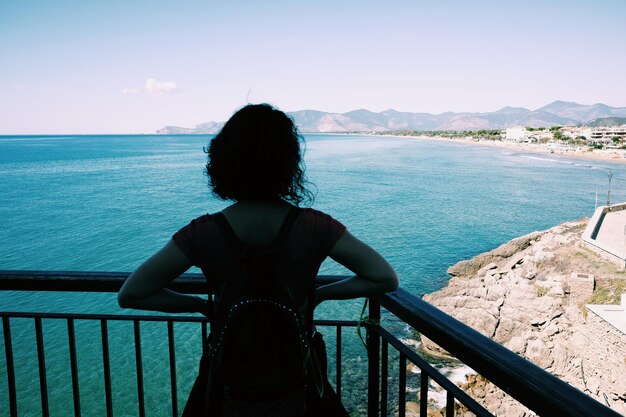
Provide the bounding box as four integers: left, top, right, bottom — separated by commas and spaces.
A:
299, 207, 333, 220
176, 213, 211, 230
173, 212, 222, 239
299, 208, 346, 231
189, 212, 216, 225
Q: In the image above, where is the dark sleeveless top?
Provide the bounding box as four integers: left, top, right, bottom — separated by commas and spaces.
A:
172, 208, 346, 306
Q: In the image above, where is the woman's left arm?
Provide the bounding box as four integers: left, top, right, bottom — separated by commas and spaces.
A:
118, 239, 207, 314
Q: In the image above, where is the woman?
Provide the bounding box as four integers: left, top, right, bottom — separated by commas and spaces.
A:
118, 103, 398, 415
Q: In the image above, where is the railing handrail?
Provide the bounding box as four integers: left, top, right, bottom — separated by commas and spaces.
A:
1, 270, 621, 417
0, 269, 348, 293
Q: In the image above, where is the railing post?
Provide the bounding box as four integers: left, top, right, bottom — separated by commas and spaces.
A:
367, 298, 381, 417
3, 316, 18, 417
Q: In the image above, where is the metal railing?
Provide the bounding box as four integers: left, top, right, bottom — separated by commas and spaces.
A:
0, 270, 621, 417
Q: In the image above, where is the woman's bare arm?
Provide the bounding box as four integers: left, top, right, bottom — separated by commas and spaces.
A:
315, 231, 398, 305
118, 239, 207, 314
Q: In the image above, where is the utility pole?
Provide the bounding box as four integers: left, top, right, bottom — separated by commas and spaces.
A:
606, 171, 613, 211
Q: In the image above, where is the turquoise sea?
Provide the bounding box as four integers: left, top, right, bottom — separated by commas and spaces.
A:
2, 133, 626, 416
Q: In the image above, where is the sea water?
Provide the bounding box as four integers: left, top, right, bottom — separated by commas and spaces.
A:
2, 134, 626, 415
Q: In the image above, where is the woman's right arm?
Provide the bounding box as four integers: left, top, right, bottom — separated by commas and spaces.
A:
315, 231, 399, 305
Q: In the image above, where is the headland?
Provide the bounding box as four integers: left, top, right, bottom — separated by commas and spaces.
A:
418, 219, 626, 416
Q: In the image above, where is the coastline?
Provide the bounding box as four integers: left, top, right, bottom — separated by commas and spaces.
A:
374, 133, 626, 164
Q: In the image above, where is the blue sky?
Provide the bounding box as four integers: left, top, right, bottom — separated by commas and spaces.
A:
1, 0, 625, 134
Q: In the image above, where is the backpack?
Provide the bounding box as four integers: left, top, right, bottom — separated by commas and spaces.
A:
196, 207, 324, 416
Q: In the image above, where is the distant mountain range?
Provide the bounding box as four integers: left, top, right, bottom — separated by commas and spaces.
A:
156, 101, 626, 134
585, 117, 626, 127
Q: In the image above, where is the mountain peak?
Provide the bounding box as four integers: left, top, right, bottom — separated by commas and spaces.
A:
538, 100, 583, 111
494, 106, 531, 115
342, 108, 377, 116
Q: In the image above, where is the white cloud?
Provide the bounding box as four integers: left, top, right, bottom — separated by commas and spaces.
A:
122, 88, 142, 95
145, 78, 177, 96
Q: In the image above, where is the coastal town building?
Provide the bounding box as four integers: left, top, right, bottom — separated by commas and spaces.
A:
589, 126, 626, 144
505, 126, 527, 141
502, 125, 626, 148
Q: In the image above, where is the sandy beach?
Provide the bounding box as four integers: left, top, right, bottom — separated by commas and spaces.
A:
398, 135, 626, 163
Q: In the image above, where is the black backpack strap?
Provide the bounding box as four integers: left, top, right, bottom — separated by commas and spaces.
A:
212, 212, 242, 255
271, 206, 301, 250
211, 206, 301, 311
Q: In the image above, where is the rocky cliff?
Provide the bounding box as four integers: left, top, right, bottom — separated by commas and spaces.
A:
421, 219, 626, 416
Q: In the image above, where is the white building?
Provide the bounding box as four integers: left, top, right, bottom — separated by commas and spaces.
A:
589, 126, 626, 145
505, 126, 526, 141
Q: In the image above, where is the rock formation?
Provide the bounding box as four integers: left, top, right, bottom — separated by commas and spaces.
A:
421, 219, 626, 416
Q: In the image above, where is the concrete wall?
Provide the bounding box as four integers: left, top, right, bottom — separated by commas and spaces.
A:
582, 203, 626, 268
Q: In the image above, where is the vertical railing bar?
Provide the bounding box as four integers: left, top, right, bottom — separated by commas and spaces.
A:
381, 339, 388, 417
420, 372, 428, 416
446, 391, 455, 417
201, 321, 207, 347
336, 325, 342, 399
134, 320, 145, 417
168, 321, 178, 417
35, 317, 50, 417
399, 352, 406, 417
366, 299, 381, 417
2, 316, 18, 417
101, 319, 113, 417
203, 293, 210, 349
67, 319, 81, 417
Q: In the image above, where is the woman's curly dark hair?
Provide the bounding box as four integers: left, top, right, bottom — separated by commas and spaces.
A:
206, 104, 314, 206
